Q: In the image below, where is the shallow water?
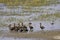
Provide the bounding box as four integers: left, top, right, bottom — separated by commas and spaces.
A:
0, 19, 60, 32
0, 37, 49, 40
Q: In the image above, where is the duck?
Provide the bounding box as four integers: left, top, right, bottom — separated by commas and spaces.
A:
40, 23, 45, 30
29, 23, 33, 32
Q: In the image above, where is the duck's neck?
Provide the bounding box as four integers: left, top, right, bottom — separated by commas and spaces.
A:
40, 23, 42, 27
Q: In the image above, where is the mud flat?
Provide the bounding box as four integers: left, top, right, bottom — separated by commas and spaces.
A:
0, 29, 60, 40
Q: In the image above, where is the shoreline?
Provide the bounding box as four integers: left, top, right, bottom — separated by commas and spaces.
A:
0, 29, 60, 40
1, 29, 60, 38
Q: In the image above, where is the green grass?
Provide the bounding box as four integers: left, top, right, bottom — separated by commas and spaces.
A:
0, 0, 59, 6
40, 13, 60, 18
38, 13, 60, 21
54, 13, 60, 18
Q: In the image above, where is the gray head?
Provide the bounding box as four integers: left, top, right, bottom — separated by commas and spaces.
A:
40, 23, 42, 26
40, 23, 42, 25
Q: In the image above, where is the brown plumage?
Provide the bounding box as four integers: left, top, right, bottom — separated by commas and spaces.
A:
29, 23, 33, 32
19, 23, 28, 32
8, 23, 15, 31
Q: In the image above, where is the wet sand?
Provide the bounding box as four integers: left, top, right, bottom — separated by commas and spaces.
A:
0, 29, 60, 40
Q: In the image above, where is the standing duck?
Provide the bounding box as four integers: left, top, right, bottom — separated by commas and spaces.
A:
8, 23, 15, 31
29, 23, 33, 32
40, 23, 45, 30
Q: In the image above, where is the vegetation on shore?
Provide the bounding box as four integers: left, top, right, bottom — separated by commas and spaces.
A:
0, 0, 60, 26
38, 13, 60, 21
0, 13, 60, 27
0, 0, 60, 6
39, 13, 60, 18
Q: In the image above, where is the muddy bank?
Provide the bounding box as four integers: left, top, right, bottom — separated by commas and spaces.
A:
0, 30, 60, 40
0, 29, 60, 38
